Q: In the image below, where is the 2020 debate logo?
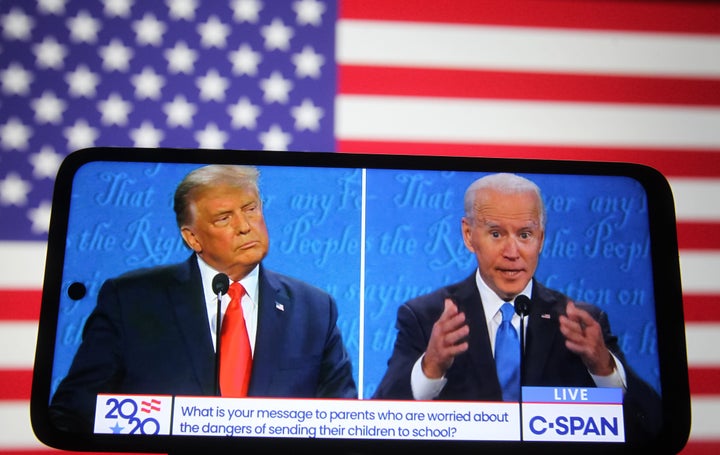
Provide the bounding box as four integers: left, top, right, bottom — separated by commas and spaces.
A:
94, 394, 173, 435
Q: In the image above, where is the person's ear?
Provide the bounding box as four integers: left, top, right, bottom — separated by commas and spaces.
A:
181, 227, 202, 253
461, 217, 475, 253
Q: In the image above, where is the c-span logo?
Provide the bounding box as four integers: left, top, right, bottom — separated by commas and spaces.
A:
94, 394, 173, 435
521, 387, 625, 442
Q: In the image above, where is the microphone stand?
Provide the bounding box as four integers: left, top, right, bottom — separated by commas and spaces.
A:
212, 274, 230, 396
515, 295, 531, 441
215, 289, 222, 396
519, 314, 525, 441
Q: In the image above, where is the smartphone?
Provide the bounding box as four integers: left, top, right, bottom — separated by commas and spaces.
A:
31, 147, 689, 454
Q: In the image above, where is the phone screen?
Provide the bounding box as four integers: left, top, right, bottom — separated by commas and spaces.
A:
31, 147, 689, 455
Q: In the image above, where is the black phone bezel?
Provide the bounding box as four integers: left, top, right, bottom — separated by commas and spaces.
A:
30, 147, 690, 455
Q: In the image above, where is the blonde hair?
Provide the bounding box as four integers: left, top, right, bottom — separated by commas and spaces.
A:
173, 165, 260, 227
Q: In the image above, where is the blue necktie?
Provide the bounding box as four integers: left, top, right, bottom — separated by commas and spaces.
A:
495, 302, 520, 401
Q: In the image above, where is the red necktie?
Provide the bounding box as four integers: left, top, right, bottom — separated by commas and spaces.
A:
219, 282, 252, 397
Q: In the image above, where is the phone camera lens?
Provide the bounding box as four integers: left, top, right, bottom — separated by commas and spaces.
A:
67, 282, 87, 300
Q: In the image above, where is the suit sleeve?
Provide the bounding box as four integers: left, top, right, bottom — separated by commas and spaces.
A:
372, 302, 433, 399
316, 293, 358, 399
48, 278, 125, 433
584, 303, 663, 445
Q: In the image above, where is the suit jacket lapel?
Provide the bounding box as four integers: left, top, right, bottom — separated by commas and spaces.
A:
247, 267, 289, 396
449, 274, 497, 389
169, 255, 217, 395
524, 280, 566, 384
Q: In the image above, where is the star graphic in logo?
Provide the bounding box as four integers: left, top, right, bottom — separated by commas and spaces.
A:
110, 422, 125, 434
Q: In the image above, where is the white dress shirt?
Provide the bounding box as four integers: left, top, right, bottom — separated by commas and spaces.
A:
197, 256, 259, 354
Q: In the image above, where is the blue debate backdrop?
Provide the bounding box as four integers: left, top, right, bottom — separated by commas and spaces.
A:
50, 161, 658, 400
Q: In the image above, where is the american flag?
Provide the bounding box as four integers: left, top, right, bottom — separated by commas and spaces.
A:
0, 0, 718, 453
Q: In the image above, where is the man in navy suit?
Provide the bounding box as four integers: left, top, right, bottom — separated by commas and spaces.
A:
49, 164, 357, 433
372, 172, 662, 444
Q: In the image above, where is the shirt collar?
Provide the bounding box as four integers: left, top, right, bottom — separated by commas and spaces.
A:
475, 269, 532, 323
196, 255, 260, 304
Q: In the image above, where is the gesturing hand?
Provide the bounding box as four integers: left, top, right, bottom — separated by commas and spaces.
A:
559, 300, 615, 376
422, 298, 470, 379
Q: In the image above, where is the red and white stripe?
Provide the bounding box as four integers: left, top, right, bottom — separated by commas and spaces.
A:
1, 1, 718, 453
336, 1, 720, 453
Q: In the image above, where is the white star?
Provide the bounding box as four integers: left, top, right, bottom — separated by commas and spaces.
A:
228, 43, 261, 76
130, 121, 164, 147
167, 0, 197, 20
0, 172, 31, 206
98, 92, 132, 126
38, 0, 67, 15
228, 97, 260, 129
259, 124, 291, 151
197, 15, 230, 48
195, 123, 228, 149
291, 98, 323, 131
196, 69, 228, 102
133, 13, 166, 46
99, 38, 133, 71
103, 0, 133, 18
67, 10, 101, 44
33, 36, 67, 70
260, 71, 292, 104
1, 8, 34, 41
1, 63, 33, 96
64, 119, 99, 150
65, 64, 100, 98
261, 18, 294, 51
165, 41, 197, 74
31, 91, 67, 124
293, 0, 325, 26
29, 145, 63, 179
0, 117, 32, 151
28, 200, 53, 234
131, 66, 164, 100
163, 94, 196, 127
231, 0, 262, 23
292, 45, 324, 78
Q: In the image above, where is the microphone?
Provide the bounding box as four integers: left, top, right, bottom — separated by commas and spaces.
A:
514, 294, 530, 318
213, 273, 230, 295
514, 294, 531, 440
212, 273, 230, 395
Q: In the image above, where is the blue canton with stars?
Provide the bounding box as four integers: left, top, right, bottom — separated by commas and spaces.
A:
0, 0, 336, 240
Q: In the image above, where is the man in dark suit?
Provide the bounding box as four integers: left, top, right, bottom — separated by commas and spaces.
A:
372, 172, 662, 444
49, 164, 357, 433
